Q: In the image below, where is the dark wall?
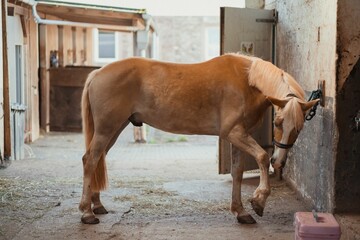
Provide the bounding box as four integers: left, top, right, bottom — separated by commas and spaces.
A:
335, 59, 360, 213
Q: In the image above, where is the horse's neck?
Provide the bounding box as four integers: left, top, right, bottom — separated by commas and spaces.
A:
247, 59, 292, 100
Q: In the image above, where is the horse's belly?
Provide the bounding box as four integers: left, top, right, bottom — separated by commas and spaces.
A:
140, 111, 219, 136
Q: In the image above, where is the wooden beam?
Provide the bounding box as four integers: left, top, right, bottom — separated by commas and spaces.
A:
37, 4, 143, 21
20, 15, 27, 38
7, 3, 29, 17
36, 4, 145, 29
2, 0, 11, 160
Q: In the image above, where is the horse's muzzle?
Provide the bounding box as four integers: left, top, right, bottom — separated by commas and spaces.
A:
270, 156, 286, 170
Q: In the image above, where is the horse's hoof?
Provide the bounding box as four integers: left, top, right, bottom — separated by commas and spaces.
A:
81, 215, 100, 224
237, 214, 257, 224
93, 206, 108, 215
250, 199, 264, 217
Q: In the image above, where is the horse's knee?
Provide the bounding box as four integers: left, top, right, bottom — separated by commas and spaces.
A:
256, 152, 270, 167
82, 155, 98, 172
258, 151, 269, 162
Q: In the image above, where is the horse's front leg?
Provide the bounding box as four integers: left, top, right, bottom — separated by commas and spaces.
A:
227, 125, 271, 218
231, 147, 256, 224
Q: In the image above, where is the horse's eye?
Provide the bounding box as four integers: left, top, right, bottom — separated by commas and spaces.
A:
274, 117, 283, 128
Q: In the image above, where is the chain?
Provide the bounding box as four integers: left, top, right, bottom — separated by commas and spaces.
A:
305, 89, 322, 121
355, 116, 360, 131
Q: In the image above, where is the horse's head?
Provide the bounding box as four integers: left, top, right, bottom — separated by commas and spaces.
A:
266, 95, 319, 170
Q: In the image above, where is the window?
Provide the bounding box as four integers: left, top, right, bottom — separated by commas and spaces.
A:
205, 27, 220, 60
94, 29, 118, 62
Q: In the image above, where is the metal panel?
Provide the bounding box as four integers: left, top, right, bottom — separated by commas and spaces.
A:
219, 7, 275, 174
11, 104, 26, 160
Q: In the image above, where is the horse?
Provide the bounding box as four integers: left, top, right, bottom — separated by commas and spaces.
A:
78, 53, 319, 224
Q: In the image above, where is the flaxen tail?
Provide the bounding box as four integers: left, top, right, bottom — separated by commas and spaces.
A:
82, 70, 108, 192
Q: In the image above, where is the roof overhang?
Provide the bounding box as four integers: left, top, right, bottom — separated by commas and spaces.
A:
8, 0, 155, 32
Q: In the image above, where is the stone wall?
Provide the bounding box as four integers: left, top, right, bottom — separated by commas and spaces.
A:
265, 0, 338, 212
154, 16, 219, 63
264, 0, 360, 214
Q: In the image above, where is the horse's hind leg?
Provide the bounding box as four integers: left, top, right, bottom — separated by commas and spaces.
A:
80, 133, 113, 224
92, 192, 108, 214
92, 121, 130, 215
231, 147, 256, 224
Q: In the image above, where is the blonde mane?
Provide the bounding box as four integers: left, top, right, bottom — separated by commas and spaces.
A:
236, 54, 306, 130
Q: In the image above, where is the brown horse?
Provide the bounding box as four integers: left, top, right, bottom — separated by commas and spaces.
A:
79, 54, 319, 224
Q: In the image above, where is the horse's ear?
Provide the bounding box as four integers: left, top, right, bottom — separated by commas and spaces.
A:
266, 96, 288, 108
298, 99, 320, 112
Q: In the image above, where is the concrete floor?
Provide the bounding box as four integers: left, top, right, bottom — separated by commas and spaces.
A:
0, 126, 359, 239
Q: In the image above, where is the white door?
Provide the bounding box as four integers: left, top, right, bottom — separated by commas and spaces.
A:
219, 7, 276, 174
7, 14, 26, 160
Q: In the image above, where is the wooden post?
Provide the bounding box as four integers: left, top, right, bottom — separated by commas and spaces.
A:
71, 26, 76, 64
39, 24, 49, 132
82, 28, 87, 64
58, 25, 64, 67
2, 0, 11, 160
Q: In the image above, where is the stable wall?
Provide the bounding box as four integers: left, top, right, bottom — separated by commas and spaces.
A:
265, 0, 360, 214
265, 0, 338, 212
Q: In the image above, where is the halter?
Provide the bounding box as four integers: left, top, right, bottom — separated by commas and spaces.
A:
273, 139, 294, 149
272, 93, 298, 149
